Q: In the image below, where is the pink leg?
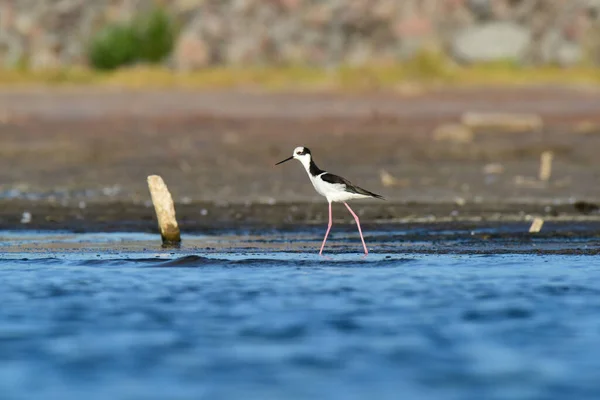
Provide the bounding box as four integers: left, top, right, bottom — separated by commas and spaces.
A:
344, 202, 368, 255
319, 202, 333, 255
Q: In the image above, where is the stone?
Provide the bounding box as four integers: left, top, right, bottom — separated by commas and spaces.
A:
379, 169, 410, 188
30, 47, 62, 70
482, 163, 505, 175
433, 123, 474, 144
226, 36, 258, 64
394, 16, 433, 38
467, 0, 493, 20
20, 211, 32, 224
574, 120, 600, 134
30, 34, 63, 69
461, 112, 543, 132
451, 21, 531, 63
541, 29, 583, 66
14, 14, 34, 35
555, 41, 583, 66
0, 31, 25, 68
175, 0, 206, 13
173, 32, 210, 70
0, 3, 15, 29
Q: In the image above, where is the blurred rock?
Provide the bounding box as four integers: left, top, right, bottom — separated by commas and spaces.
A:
467, 0, 494, 20
433, 123, 474, 144
379, 169, 409, 188
483, 163, 504, 175
461, 112, 543, 132
574, 120, 600, 134
574, 200, 600, 214
541, 29, 583, 66
20, 211, 31, 224
173, 32, 210, 71
452, 22, 531, 63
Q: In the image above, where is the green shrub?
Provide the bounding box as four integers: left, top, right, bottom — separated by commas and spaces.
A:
135, 7, 177, 63
88, 7, 176, 71
88, 23, 139, 70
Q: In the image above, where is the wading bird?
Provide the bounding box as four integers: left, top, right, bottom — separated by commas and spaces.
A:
276, 146, 384, 256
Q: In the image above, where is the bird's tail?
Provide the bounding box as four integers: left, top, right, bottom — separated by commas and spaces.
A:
355, 186, 385, 200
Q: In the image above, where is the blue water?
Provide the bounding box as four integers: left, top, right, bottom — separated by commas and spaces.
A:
1, 232, 600, 400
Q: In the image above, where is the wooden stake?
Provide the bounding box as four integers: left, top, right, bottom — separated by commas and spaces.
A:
147, 175, 181, 246
528, 217, 544, 233
539, 151, 553, 182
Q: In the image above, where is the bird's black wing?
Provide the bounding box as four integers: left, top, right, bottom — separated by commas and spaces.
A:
320, 173, 385, 200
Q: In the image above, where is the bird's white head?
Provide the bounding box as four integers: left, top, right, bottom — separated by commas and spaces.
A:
275, 146, 312, 168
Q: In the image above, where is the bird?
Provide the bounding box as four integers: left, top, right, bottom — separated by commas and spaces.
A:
276, 146, 384, 256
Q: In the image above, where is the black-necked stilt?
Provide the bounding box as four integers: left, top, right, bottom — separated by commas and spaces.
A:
276, 146, 384, 256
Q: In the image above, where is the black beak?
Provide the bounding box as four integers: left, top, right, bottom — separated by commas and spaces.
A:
275, 156, 293, 166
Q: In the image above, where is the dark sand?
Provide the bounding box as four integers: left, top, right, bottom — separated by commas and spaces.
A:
1, 86, 600, 232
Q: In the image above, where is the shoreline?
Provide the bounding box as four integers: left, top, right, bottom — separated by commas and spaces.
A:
1, 199, 598, 233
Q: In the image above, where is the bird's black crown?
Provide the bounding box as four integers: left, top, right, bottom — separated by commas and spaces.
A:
296, 147, 311, 156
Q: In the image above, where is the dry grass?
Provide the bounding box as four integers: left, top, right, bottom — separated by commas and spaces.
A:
1, 58, 599, 91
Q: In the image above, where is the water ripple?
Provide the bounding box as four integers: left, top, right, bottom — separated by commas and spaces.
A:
0, 254, 599, 399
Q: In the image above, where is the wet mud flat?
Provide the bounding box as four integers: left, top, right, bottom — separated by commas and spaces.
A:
2, 216, 600, 256
1, 197, 600, 256
1, 87, 600, 242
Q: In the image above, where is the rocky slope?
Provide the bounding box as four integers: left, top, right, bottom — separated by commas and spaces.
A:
1, 0, 599, 70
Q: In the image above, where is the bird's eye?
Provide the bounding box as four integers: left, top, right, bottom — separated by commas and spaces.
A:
296, 152, 301, 155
